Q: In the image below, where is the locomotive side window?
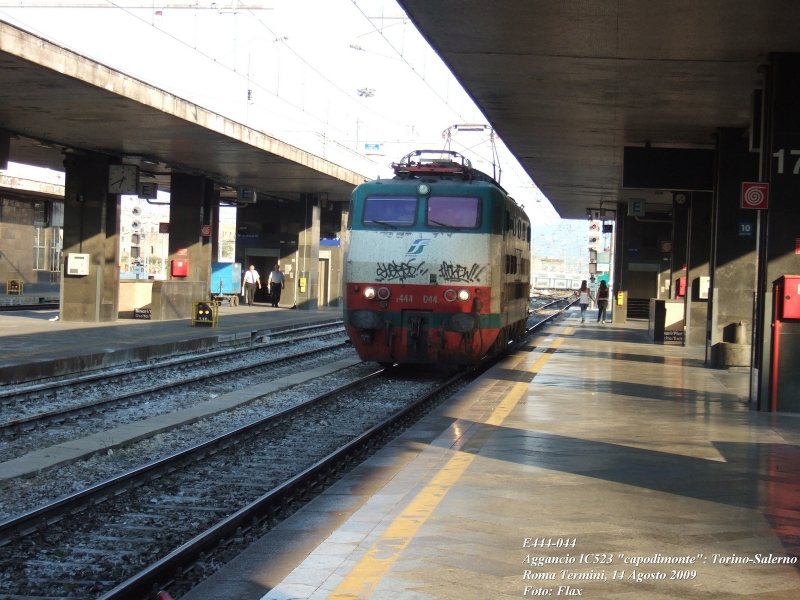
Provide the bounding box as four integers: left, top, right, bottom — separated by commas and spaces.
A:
427, 196, 481, 229
362, 196, 418, 228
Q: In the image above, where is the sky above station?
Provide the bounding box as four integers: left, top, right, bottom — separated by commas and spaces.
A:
0, 0, 593, 259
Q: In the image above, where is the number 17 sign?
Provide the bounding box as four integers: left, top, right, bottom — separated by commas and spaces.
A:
741, 182, 769, 209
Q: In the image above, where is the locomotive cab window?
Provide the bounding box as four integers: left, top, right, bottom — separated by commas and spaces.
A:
362, 196, 418, 228
426, 196, 481, 229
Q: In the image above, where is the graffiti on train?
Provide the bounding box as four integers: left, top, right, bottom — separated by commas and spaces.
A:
439, 262, 485, 283
375, 259, 429, 282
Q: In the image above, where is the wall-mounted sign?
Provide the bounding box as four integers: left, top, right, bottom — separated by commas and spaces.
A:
739, 222, 754, 236
138, 182, 158, 200
628, 199, 646, 216
177, 248, 188, 256
159, 222, 169, 234
699, 276, 710, 300
661, 240, 674, 253
741, 182, 769, 209
237, 187, 257, 203
200, 224, 212, 237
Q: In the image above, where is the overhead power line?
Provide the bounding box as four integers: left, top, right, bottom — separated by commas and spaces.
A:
0, 1, 271, 7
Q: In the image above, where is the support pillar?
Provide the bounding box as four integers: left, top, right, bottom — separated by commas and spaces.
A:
210, 187, 221, 264
295, 194, 320, 310
61, 152, 120, 322
0, 129, 9, 170
168, 174, 211, 283
755, 53, 800, 410
612, 203, 626, 323
671, 204, 688, 299
684, 192, 712, 346
708, 128, 759, 367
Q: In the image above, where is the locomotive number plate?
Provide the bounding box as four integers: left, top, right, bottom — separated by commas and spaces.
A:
423, 295, 438, 304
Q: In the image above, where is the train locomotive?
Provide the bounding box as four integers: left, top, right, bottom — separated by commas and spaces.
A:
343, 150, 531, 365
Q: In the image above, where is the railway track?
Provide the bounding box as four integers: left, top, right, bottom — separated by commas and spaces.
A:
0, 301, 575, 599
0, 367, 450, 599
0, 303, 59, 312
0, 340, 354, 464
0, 321, 345, 415
0, 321, 345, 404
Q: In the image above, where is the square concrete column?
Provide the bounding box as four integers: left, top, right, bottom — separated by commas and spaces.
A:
209, 187, 221, 265
684, 192, 712, 347
168, 174, 212, 282
755, 53, 800, 410
708, 128, 759, 368
611, 203, 626, 323
61, 152, 121, 322
295, 194, 320, 310
671, 204, 688, 299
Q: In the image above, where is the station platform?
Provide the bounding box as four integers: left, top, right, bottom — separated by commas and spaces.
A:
183, 309, 800, 600
0, 303, 343, 384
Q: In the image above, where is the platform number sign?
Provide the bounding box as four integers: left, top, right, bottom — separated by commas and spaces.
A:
739, 222, 754, 236
741, 182, 769, 209
772, 148, 800, 174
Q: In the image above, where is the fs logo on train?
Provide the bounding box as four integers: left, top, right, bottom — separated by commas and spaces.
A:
741, 182, 769, 210
407, 238, 430, 255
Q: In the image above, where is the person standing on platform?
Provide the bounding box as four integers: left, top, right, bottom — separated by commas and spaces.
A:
596, 280, 609, 323
578, 280, 593, 323
242, 265, 261, 306
268, 264, 285, 308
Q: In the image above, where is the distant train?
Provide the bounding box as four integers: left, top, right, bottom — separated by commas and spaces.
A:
343, 150, 531, 365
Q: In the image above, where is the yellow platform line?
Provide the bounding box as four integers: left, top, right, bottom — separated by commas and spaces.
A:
329, 336, 565, 599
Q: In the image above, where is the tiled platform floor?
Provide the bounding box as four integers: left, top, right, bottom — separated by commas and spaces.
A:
184, 310, 800, 600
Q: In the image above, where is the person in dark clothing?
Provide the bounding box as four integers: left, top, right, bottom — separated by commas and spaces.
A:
267, 264, 285, 308
596, 280, 609, 323
242, 265, 261, 306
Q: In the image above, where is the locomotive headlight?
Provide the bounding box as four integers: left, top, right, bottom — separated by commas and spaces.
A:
377, 287, 391, 300
443, 289, 457, 302
364, 287, 376, 300
458, 289, 471, 302
417, 183, 430, 195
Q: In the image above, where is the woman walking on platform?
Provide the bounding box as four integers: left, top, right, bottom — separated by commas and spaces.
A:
578, 280, 593, 323
596, 280, 609, 323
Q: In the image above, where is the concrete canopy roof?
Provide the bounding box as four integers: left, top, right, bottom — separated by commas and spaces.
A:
0, 20, 368, 202
398, 1, 800, 218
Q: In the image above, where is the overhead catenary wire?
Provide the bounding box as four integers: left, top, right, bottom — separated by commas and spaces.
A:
93, 0, 353, 139
350, 0, 468, 123
244, 8, 408, 129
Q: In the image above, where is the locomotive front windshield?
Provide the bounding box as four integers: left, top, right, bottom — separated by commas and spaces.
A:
363, 196, 418, 228
427, 196, 481, 229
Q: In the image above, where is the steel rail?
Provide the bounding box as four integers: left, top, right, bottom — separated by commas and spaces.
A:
529, 293, 576, 313
0, 303, 59, 312
524, 297, 576, 336
97, 300, 577, 599
0, 301, 574, 598
0, 340, 350, 436
0, 320, 344, 402
97, 370, 466, 600
0, 368, 385, 545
